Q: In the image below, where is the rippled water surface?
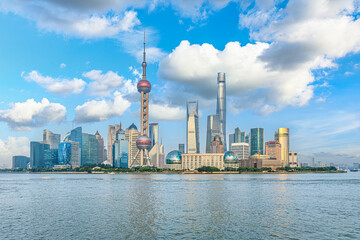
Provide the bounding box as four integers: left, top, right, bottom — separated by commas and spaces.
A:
1, 173, 360, 239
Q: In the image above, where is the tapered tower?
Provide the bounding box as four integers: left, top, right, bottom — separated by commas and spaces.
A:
130, 31, 152, 167
217, 72, 226, 151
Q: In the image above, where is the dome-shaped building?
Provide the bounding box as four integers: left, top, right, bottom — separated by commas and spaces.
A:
224, 151, 238, 164
165, 150, 182, 170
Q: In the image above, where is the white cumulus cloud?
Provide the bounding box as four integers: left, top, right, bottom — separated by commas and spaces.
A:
150, 103, 186, 121
0, 98, 66, 131
0, 137, 30, 169
242, 0, 360, 71
158, 40, 315, 114
75, 92, 131, 123
0, 0, 141, 39
23, 70, 86, 95
70, 11, 140, 38
83, 70, 125, 96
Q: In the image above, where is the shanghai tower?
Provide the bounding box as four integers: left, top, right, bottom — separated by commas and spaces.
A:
216, 72, 226, 151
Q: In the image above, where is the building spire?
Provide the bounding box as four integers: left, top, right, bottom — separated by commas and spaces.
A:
142, 29, 147, 80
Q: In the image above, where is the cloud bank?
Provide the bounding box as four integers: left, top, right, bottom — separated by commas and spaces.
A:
0, 137, 30, 168
0, 98, 66, 131
159, 40, 315, 114
158, 0, 360, 114
23, 71, 86, 95
75, 92, 131, 123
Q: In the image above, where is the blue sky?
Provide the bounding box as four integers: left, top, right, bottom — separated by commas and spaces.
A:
0, 0, 359, 168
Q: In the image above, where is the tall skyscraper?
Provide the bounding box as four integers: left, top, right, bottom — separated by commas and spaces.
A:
69, 141, 81, 168
44, 148, 58, 168
178, 144, 185, 153
125, 123, 141, 167
245, 133, 250, 144
278, 128, 289, 165
206, 114, 220, 153
149, 123, 159, 150
43, 129, 60, 149
250, 128, 264, 155
240, 131, 245, 143
274, 131, 279, 142
95, 131, 105, 164
159, 144, 165, 168
58, 142, 71, 165
64, 127, 83, 166
186, 100, 200, 153
216, 72, 226, 151
229, 133, 235, 150
233, 128, 239, 143
30, 141, 50, 168
107, 124, 121, 165
131, 32, 152, 167
113, 128, 129, 168
81, 133, 98, 166
229, 128, 245, 150
69, 127, 82, 147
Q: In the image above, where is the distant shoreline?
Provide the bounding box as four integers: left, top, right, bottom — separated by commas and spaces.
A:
0, 170, 347, 174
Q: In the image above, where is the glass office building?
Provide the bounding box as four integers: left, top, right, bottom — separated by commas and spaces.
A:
250, 128, 264, 155
81, 133, 98, 166
206, 114, 220, 153
44, 149, 58, 168
58, 142, 72, 165
30, 141, 50, 168
12, 156, 30, 169
113, 129, 129, 168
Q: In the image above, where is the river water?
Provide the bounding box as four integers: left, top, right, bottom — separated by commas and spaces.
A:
0, 173, 359, 239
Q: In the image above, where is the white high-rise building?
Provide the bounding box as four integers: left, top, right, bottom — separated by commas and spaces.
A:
107, 124, 121, 165
231, 143, 250, 160
125, 123, 140, 167
289, 152, 298, 168
186, 100, 200, 153
43, 129, 60, 149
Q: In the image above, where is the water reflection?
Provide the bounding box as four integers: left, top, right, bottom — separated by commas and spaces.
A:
0, 173, 359, 239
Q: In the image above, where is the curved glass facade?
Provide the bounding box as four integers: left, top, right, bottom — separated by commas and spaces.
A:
58, 142, 71, 165
166, 150, 182, 164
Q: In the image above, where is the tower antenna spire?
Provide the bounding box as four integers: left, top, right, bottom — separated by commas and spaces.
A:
142, 29, 147, 80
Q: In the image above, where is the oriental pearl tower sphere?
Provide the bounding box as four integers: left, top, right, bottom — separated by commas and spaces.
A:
130, 31, 152, 167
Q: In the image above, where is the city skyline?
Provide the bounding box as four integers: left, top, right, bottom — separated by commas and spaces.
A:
0, 1, 360, 168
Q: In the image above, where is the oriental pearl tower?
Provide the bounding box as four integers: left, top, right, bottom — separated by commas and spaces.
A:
130, 31, 152, 167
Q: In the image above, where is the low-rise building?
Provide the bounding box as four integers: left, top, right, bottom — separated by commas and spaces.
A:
289, 152, 298, 168
245, 154, 284, 169
166, 152, 225, 170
